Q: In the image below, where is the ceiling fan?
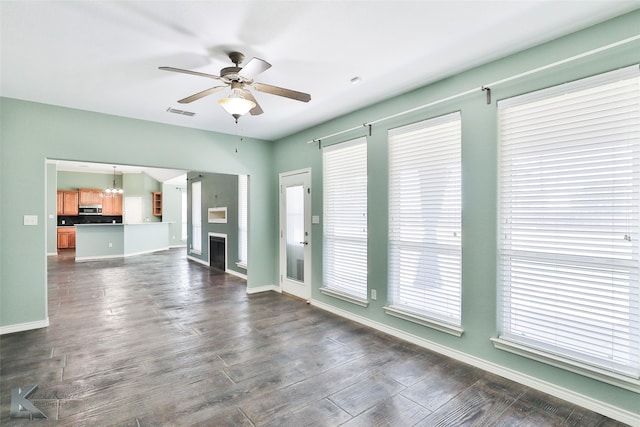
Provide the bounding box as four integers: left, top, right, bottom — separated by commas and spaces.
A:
159, 51, 311, 122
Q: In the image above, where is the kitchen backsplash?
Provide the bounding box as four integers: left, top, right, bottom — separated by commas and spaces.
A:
58, 215, 123, 226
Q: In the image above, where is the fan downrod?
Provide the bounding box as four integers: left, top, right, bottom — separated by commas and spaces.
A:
228, 51, 245, 66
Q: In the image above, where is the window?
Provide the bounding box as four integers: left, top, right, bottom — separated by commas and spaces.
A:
386, 112, 462, 336
181, 189, 187, 241
495, 66, 640, 386
321, 137, 368, 304
191, 180, 202, 254
238, 174, 248, 267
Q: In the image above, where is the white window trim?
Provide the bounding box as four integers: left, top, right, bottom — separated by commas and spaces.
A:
386, 111, 463, 332
191, 180, 202, 255
496, 65, 640, 385
322, 137, 369, 302
491, 338, 640, 393
238, 174, 248, 267
320, 286, 369, 307
384, 305, 463, 337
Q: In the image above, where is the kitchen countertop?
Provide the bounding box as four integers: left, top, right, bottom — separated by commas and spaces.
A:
74, 222, 171, 226
75, 222, 170, 261
75, 223, 123, 226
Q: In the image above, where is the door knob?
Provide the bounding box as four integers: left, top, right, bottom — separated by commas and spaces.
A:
299, 241, 309, 245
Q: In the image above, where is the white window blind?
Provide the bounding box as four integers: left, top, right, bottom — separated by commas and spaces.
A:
387, 112, 462, 334
191, 180, 202, 253
181, 190, 187, 241
497, 66, 640, 381
322, 137, 368, 302
238, 174, 248, 266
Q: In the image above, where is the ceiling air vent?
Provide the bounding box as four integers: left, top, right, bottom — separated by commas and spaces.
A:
166, 107, 196, 117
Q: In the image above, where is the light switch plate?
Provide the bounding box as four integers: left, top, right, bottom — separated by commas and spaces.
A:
312, 215, 320, 224
24, 215, 38, 226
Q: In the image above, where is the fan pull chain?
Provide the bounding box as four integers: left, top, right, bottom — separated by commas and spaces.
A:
235, 122, 244, 153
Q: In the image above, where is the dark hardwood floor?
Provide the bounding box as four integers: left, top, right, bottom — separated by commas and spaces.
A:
0, 248, 629, 426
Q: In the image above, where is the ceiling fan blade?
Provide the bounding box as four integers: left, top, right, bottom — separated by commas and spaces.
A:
238, 57, 271, 80
159, 66, 221, 80
253, 83, 311, 102
241, 90, 264, 115
178, 86, 226, 104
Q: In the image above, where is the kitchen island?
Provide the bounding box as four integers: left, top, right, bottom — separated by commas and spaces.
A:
75, 222, 170, 261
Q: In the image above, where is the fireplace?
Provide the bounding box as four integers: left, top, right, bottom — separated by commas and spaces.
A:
209, 235, 226, 271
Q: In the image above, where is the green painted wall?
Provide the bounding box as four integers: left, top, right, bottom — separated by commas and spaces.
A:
57, 170, 122, 191
272, 11, 640, 417
123, 172, 162, 222
0, 99, 276, 331
124, 223, 170, 255
75, 225, 125, 259
144, 173, 162, 223
187, 171, 244, 275
162, 183, 186, 248
1, 8, 638, 421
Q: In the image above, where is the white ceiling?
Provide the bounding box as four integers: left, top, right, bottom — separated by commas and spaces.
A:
1, 1, 638, 142
53, 159, 187, 184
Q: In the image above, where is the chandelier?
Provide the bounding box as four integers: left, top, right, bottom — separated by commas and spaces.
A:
104, 166, 123, 194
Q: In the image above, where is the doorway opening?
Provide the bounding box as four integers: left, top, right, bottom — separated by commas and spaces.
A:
279, 169, 311, 301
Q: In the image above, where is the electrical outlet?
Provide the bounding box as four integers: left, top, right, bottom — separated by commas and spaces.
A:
108, 242, 113, 248
371, 289, 377, 300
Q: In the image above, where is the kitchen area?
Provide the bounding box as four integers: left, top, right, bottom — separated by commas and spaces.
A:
57, 187, 128, 250
52, 161, 187, 261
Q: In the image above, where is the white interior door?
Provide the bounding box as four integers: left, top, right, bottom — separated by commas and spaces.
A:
279, 169, 311, 301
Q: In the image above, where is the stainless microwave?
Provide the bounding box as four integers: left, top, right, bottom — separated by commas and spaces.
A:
79, 205, 102, 215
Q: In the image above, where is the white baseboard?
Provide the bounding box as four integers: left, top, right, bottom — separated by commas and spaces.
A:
169, 244, 187, 249
186, 255, 209, 266
310, 300, 639, 426
246, 284, 280, 295
185, 255, 248, 280
226, 269, 247, 280
75, 254, 124, 262
124, 247, 170, 257
47, 252, 58, 257
76, 247, 170, 262
0, 318, 49, 335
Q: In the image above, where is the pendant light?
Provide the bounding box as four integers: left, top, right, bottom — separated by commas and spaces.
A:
105, 166, 123, 194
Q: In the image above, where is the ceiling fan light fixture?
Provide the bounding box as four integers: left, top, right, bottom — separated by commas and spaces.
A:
161, 52, 310, 121
218, 89, 256, 121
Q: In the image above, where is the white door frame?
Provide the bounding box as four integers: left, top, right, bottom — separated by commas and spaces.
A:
279, 168, 312, 301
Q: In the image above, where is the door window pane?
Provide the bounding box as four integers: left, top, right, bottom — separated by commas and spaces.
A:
286, 185, 304, 281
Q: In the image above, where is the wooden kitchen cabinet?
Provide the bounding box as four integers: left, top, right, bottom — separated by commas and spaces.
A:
57, 191, 63, 215
57, 227, 76, 249
152, 192, 162, 216
102, 193, 123, 215
79, 188, 103, 206
57, 190, 79, 215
